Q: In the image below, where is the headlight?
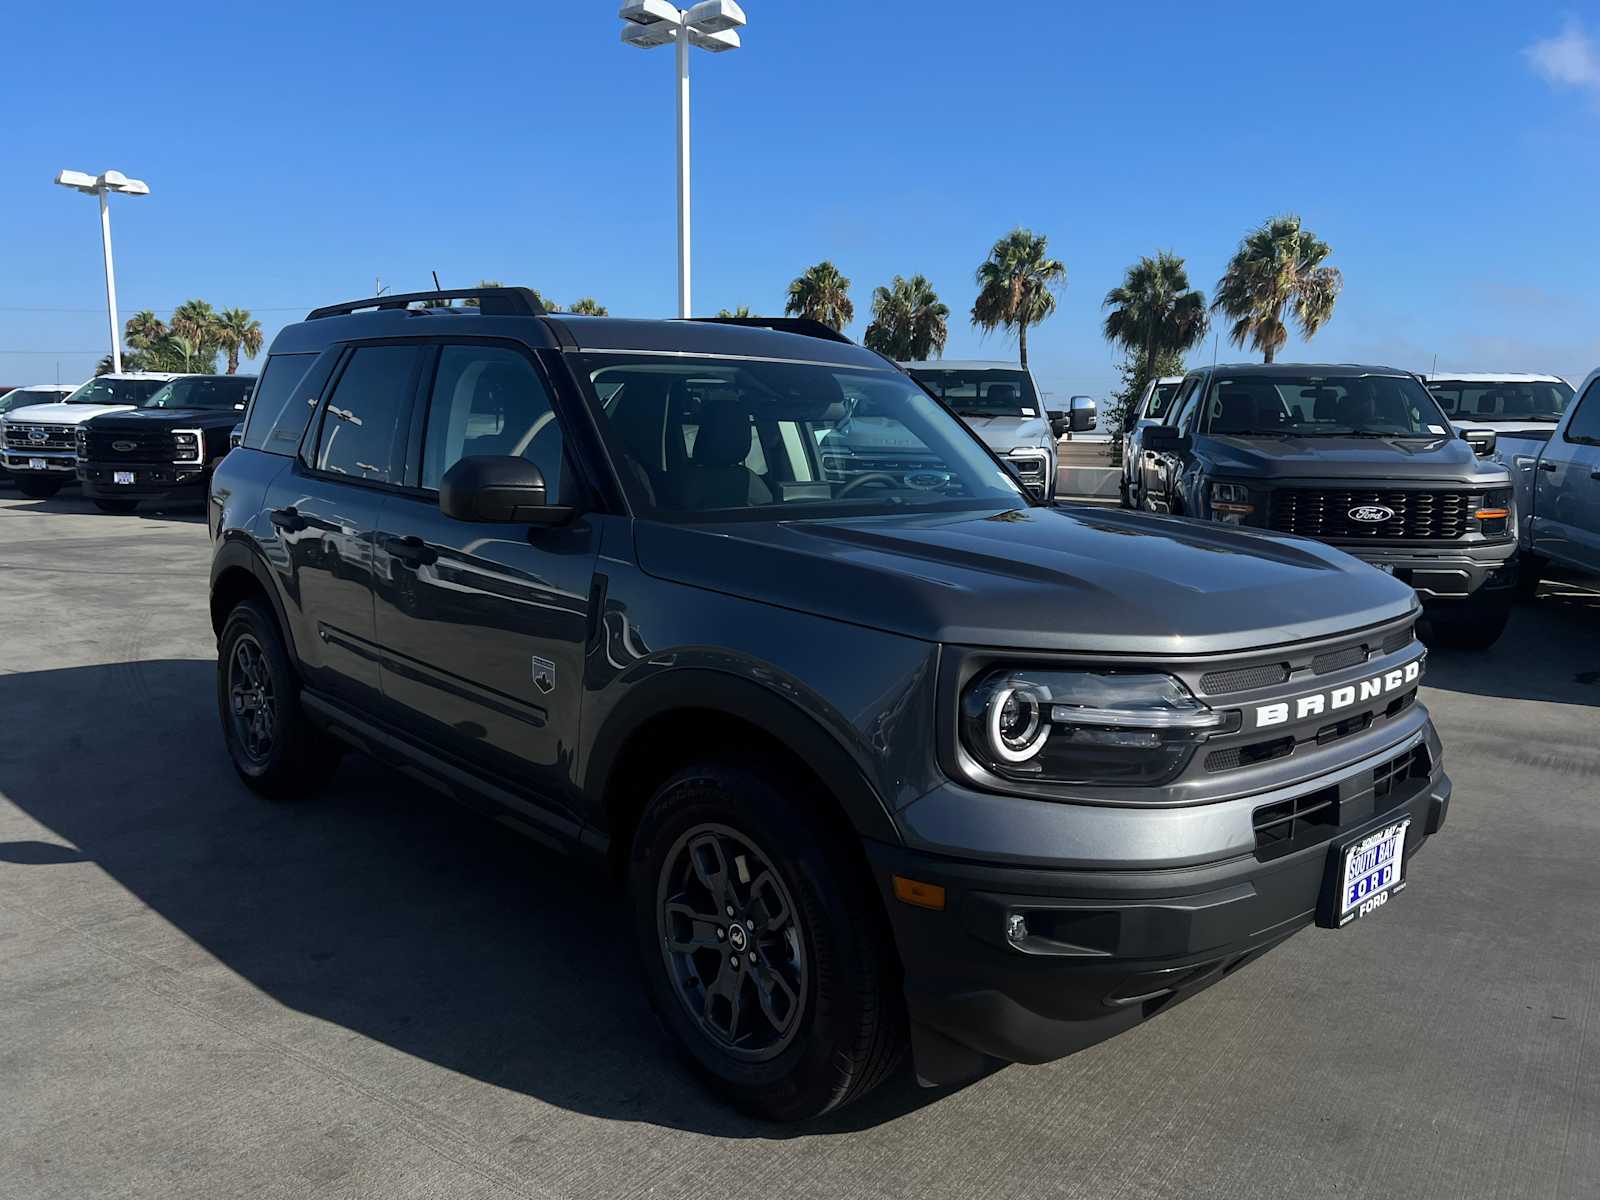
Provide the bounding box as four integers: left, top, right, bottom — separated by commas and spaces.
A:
1475, 487, 1511, 534
960, 668, 1228, 786
173, 429, 204, 464
1210, 482, 1254, 522
75, 426, 88, 446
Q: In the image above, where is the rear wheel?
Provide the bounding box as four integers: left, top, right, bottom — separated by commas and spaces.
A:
1423, 589, 1512, 650
15, 477, 62, 499
217, 598, 342, 799
93, 498, 140, 514
629, 761, 906, 1120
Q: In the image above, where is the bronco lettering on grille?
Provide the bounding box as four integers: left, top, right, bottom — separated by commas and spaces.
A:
1251, 658, 1422, 730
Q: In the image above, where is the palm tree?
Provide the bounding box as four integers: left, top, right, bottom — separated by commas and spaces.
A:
215, 307, 264, 374
970, 228, 1066, 370
1102, 252, 1209, 378
124, 310, 168, 351
567, 297, 608, 315
717, 305, 753, 318
784, 261, 853, 331
170, 299, 220, 370
863, 275, 950, 362
1212, 215, 1342, 363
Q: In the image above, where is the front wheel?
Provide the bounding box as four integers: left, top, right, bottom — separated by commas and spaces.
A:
14, 477, 62, 499
93, 498, 140, 514
1423, 590, 1512, 651
629, 762, 906, 1120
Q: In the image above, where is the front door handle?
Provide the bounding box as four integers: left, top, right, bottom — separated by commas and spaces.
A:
1539, 461, 1558, 472
269, 506, 307, 533
1590, 470, 1600, 482
383, 534, 438, 567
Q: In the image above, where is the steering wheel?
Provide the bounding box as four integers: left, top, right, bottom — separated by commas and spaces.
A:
836, 471, 904, 497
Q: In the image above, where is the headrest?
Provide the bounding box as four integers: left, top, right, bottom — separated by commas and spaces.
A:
692, 393, 754, 467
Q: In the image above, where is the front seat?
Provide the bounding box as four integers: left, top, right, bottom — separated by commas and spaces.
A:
678, 394, 772, 510
986, 383, 1018, 409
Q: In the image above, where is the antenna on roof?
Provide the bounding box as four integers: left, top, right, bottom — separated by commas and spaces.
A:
432, 270, 442, 291
1211, 334, 1218, 369
1431, 353, 1438, 375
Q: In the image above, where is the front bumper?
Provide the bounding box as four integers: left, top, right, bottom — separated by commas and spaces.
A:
1335, 540, 1516, 600
869, 722, 1450, 1085
1, 449, 77, 476
78, 461, 210, 500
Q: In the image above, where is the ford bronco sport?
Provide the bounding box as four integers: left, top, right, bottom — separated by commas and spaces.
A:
209, 289, 1450, 1120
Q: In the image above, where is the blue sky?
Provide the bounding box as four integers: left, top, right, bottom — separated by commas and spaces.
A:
5, 1, 1600, 398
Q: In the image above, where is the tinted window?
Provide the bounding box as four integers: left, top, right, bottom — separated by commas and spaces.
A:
1146, 381, 1181, 420
63, 377, 167, 406
1, 388, 69, 414
421, 345, 571, 498
909, 368, 1040, 417
585, 354, 1023, 519
141, 375, 257, 410
313, 346, 418, 484
1427, 380, 1572, 421
241, 353, 319, 455
1566, 379, 1600, 444
1167, 377, 1204, 431
1201, 373, 1449, 438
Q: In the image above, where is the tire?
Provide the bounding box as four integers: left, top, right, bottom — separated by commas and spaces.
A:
1514, 553, 1544, 601
1423, 590, 1512, 651
216, 598, 342, 799
15, 477, 62, 499
629, 761, 906, 1121
93, 498, 140, 514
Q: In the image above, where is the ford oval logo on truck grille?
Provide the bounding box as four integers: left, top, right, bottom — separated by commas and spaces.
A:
111, 440, 138, 452
1348, 505, 1395, 523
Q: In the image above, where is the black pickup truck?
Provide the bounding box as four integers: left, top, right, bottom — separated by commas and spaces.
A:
1132, 364, 1516, 649
77, 373, 256, 512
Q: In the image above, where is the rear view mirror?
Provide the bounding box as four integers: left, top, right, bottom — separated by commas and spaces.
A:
440, 455, 573, 525
1069, 395, 1098, 432
1461, 428, 1497, 457
1143, 425, 1192, 453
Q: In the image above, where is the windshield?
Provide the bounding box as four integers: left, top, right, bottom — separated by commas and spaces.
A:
1201, 373, 1452, 438
907, 368, 1040, 418
141, 375, 256, 410
64, 377, 169, 407
1, 388, 69, 414
1425, 379, 1572, 422
1146, 381, 1181, 420
582, 354, 1026, 520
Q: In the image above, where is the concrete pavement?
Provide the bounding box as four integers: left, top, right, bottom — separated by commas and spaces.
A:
1, 491, 1597, 1199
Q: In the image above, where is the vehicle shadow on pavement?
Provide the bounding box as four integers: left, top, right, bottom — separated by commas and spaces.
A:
0, 658, 946, 1136
1422, 573, 1600, 706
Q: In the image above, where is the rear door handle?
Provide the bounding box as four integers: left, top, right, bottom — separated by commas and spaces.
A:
383, 534, 437, 567
1539, 462, 1557, 472
269, 506, 307, 532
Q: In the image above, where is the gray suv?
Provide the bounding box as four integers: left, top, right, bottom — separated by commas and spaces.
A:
209, 289, 1450, 1120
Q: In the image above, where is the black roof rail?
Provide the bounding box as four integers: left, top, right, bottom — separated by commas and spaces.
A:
686, 315, 854, 345
306, 287, 546, 321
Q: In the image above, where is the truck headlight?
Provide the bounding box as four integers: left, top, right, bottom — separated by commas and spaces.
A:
173, 429, 204, 465
1210, 482, 1254, 522
75, 426, 88, 448
960, 669, 1228, 786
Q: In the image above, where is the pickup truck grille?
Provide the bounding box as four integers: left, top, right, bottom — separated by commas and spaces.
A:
4, 423, 75, 451
1270, 488, 1474, 541
81, 428, 177, 463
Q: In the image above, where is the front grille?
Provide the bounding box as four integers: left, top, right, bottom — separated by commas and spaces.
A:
1270, 489, 1476, 541
1199, 662, 1289, 696
1251, 743, 1431, 855
1381, 628, 1414, 656
3, 423, 75, 451
82, 428, 177, 463
1311, 644, 1367, 675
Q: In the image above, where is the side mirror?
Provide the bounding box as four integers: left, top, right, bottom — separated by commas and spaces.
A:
228, 423, 243, 450
440, 455, 573, 525
1069, 396, 1098, 432
1046, 409, 1069, 438
1143, 424, 1192, 453
1461, 428, 1497, 457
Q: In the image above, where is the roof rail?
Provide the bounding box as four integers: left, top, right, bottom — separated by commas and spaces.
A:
686, 315, 854, 345
306, 287, 546, 321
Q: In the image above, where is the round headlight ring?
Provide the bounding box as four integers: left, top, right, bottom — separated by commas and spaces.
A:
987, 685, 1050, 763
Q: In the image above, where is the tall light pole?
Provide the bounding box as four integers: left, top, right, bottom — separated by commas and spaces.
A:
619, 0, 746, 319
54, 169, 149, 374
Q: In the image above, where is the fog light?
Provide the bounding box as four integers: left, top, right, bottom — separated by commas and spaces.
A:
1005, 912, 1029, 945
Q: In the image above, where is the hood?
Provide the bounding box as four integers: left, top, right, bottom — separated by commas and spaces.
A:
1, 402, 135, 426
88, 407, 243, 430
1450, 419, 1560, 439
1204, 433, 1495, 482
634, 505, 1417, 654
959, 414, 1053, 452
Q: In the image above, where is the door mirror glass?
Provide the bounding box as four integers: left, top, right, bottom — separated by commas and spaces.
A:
1069, 395, 1098, 432
439, 455, 572, 525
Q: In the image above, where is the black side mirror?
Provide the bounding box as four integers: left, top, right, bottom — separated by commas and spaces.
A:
1461, 428, 1496, 457
440, 455, 573, 525
1143, 425, 1192, 453
1047, 409, 1069, 438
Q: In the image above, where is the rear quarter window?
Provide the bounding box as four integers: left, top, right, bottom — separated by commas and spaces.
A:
241, 352, 323, 455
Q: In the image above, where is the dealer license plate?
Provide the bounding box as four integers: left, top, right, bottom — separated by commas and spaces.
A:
29, 458, 47, 471
1335, 819, 1410, 926
114, 471, 136, 485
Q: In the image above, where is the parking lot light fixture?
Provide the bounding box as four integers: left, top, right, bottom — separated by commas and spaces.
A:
617, 0, 747, 319
53, 168, 151, 374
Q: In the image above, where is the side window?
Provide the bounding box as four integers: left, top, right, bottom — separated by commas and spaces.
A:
313, 345, 419, 483
1168, 377, 1203, 432
420, 344, 571, 498
241, 352, 318, 455
1566, 379, 1600, 444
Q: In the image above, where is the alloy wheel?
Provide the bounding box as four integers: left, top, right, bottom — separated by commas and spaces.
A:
227, 634, 277, 764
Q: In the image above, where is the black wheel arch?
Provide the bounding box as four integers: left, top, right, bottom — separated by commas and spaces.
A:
210, 535, 298, 662
584, 667, 904, 869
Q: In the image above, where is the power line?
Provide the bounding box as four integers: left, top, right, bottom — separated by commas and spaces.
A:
0, 304, 313, 314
